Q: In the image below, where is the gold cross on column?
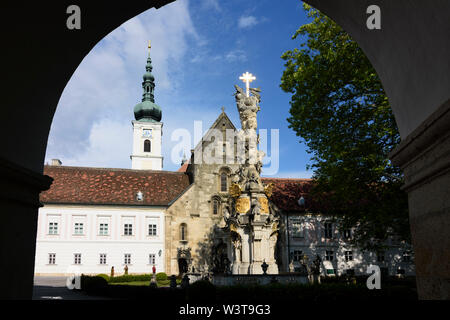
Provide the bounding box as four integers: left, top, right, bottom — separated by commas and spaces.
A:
239, 72, 256, 97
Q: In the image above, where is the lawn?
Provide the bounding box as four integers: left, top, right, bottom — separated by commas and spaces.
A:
109, 280, 179, 287
110, 281, 153, 286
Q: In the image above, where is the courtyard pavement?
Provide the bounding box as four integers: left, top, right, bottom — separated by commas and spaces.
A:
33, 276, 110, 300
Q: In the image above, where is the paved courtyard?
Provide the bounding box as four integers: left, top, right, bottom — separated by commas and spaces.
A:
33, 276, 110, 300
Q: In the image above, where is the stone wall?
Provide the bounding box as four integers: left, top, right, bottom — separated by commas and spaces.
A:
165, 112, 240, 275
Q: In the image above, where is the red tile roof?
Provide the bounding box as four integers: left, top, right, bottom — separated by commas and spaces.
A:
40, 166, 319, 212
262, 178, 314, 212
40, 166, 191, 206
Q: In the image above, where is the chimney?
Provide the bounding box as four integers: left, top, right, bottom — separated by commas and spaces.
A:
51, 159, 62, 166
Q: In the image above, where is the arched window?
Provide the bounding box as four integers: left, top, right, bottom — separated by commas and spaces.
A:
144, 139, 151, 152
180, 223, 187, 241
212, 199, 219, 215
220, 172, 227, 192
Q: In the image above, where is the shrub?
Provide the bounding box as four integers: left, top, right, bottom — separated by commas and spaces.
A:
108, 274, 152, 283
187, 280, 216, 302
96, 274, 110, 282
81, 275, 108, 292
156, 272, 168, 281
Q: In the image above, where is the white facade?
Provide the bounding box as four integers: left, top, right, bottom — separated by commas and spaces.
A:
130, 120, 163, 170
35, 204, 165, 276
285, 214, 415, 277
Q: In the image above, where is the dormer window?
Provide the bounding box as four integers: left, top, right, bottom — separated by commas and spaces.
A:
136, 191, 144, 201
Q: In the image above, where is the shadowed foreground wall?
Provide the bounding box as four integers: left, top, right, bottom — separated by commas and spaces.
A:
0, 0, 449, 299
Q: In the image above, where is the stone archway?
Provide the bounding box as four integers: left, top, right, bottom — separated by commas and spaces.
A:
0, 0, 449, 299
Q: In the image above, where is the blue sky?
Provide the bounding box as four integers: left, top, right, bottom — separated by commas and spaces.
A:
45, 0, 314, 178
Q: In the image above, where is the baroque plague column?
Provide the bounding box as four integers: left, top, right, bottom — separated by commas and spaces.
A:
224, 73, 279, 275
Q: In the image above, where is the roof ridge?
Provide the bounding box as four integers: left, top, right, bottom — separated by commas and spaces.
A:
43, 165, 187, 174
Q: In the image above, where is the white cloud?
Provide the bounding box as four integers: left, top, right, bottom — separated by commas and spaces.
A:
46, 0, 201, 169
202, 0, 221, 12
224, 49, 247, 62
238, 15, 258, 29
262, 170, 314, 179
54, 120, 132, 169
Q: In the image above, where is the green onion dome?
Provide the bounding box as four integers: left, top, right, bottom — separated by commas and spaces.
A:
134, 100, 162, 122
133, 46, 162, 122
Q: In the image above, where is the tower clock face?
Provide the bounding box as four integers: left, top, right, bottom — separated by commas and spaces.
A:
143, 129, 152, 138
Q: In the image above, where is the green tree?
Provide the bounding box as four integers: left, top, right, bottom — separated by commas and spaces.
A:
280, 4, 410, 251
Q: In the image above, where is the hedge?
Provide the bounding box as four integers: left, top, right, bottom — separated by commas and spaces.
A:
108, 274, 152, 283
80, 275, 108, 292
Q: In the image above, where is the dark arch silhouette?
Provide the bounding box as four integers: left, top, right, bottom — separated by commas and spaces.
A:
0, 0, 449, 299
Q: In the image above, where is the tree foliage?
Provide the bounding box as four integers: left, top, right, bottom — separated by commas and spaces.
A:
280, 4, 410, 250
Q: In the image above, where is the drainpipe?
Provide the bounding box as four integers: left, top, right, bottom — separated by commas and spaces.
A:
286, 211, 290, 272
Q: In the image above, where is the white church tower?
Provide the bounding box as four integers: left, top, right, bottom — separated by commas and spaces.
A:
131, 41, 163, 170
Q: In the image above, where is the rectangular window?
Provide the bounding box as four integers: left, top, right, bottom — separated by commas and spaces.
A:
148, 224, 157, 236
149, 254, 156, 265
346, 269, 355, 276
99, 223, 109, 236
325, 250, 334, 261
344, 251, 353, 262
324, 223, 333, 239
49, 222, 58, 235
292, 222, 304, 238
377, 251, 385, 262
74, 223, 84, 235
292, 250, 303, 262
74, 253, 81, 265
124, 224, 133, 236
99, 254, 107, 265
343, 229, 352, 239
48, 253, 56, 265
402, 251, 412, 262
124, 254, 131, 265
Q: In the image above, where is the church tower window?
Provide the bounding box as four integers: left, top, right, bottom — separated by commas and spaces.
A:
144, 139, 151, 152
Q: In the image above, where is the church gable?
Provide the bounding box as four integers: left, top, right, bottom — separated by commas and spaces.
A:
193, 111, 236, 155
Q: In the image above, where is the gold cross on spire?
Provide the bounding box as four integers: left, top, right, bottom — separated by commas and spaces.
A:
148, 40, 152, 53
239, 72, 256, 97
